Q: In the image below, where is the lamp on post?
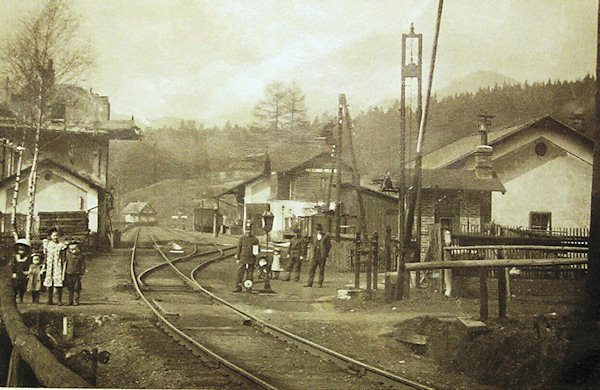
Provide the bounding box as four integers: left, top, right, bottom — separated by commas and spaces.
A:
261, 204, 274, 259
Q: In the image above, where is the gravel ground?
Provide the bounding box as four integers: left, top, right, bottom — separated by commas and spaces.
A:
15, 227, 587, 389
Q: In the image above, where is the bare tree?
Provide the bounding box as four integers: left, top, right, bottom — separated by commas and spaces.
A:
1, 0, 93, 239
253, 82, 287, 130
283, 82, 308, 133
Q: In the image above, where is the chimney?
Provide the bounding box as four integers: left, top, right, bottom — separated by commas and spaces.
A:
477, 113, 494, 145
475, 145, 494, 179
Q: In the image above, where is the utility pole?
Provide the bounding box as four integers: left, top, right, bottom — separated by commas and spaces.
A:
398, 23, 423, 299
585, 0, 600, 320
334, 95, 343, 241
401, 0, 444, 298
341, 94, 367, 237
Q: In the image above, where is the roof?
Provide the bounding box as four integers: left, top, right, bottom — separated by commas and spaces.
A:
372, 169, 506, 193
0, 117, 141, 140
0, 158, 107, 192
217, 172, 269, 197
340, 182, 399, 200
217, 151, 352, 197
422, 115, 592, 169
123, 201, 155, 214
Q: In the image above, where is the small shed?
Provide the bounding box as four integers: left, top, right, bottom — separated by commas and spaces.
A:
123, 201, 157, 225
373, 164, 505, 261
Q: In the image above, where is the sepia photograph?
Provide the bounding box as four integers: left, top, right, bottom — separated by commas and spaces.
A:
0, 0, 599, 389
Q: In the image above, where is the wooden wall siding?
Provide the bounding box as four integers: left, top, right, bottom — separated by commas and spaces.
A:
419, 190, 485, 261
420, 191, 436, 261
340, 190, 397, 237
289, 170, 353, 202
459, 192, 482, 231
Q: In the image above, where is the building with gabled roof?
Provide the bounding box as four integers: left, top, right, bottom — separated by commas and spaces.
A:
421, 115, 592, 230
219, 151, 358, 239
123, 201, 157, 224
0, 158, 109, 241
372, 164, 506, 261
0, 88, 140, 243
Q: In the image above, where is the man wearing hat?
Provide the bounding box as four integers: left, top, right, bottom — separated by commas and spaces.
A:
282, 227, 306, 282
233, 219, 260, 292
304, 223, 331, 288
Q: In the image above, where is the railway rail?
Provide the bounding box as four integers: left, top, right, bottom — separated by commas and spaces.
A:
130, 226, 438, 390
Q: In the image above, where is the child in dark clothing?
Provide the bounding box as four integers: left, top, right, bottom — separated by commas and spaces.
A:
64, 241, 86, 306
26, 252, 45, 304
11, 239, 31, 303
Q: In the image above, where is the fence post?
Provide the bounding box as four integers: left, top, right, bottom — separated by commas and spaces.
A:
384, 226, 392, 302
366, 235, 372, 300
354, 233, 361, 289
396, 245, 406, 300
479, 269, 488, 320
498, 267, 507, 319
442, 247, 452, 296
372, 232, 378, 290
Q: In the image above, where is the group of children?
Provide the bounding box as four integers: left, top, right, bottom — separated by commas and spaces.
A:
10, 227, 86, 306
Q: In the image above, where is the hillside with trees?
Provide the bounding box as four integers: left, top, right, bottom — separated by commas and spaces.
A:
353, 75, 595, 174
110, 76, 596, 218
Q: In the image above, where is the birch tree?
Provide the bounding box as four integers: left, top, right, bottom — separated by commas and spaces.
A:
1, 0, 93, 239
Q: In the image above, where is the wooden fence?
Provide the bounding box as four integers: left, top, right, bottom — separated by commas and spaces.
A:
399, 244, 587, 320
451, 224, 589, 280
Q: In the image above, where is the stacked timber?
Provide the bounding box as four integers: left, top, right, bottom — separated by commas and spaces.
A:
38, 212, 89, 242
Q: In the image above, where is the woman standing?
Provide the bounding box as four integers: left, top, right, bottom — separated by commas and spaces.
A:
43, 227, 67, 305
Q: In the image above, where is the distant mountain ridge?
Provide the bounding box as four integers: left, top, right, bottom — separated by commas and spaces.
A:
437, 71, 518, 99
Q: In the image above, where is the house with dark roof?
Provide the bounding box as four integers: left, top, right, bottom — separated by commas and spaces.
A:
421, 115, 592, 230
373, 160, 506, 261
123, 201, 157, 224
219, 151, 361, 240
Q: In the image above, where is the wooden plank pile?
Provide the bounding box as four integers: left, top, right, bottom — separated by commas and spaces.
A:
38, 211, 89, 243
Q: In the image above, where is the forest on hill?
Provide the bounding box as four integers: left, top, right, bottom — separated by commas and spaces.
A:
110, 75, 595, 215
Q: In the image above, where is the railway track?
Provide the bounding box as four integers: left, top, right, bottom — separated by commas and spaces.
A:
131, 226, 438, 390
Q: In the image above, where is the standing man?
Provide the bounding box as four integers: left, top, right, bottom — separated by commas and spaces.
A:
282, 227, 306, 282
233, 220, 259, 293
304, 224, 331, 288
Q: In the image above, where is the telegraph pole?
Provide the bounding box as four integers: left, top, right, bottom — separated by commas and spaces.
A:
584, 0, 600, 320
398, 24, 423, 299
334, 95, 343, 241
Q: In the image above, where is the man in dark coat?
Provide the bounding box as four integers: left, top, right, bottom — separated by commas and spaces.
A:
233, 220, 260, 292
282, 227, 306, 282
304, 224, 331, 287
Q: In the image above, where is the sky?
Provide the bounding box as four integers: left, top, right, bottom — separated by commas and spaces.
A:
0, 0, 597, 126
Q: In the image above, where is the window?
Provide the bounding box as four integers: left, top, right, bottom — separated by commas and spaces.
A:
320, 177, 328, 192
530, 212, 551, 231
535, 142, 547, 157
440, 217, 453, 233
